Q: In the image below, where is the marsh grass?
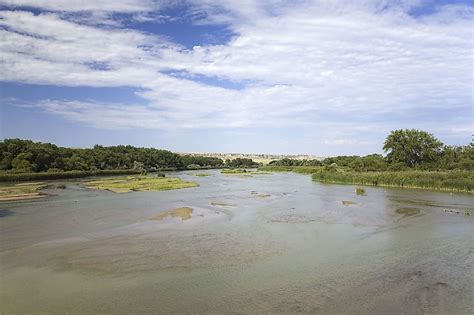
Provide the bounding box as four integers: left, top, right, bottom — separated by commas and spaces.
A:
355, 187, 365, 195
312, 170, 473, 192
259, 166, 321, 174
0, 169, 142, 182
221, 169, 248, 174
195, 173, 212, 177
85, 176, 198, 193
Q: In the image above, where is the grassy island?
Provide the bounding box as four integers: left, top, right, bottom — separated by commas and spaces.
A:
85, 176, 199, 193
0, 182, 48, 201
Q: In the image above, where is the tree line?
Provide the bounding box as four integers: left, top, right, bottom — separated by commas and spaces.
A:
0, 139, 258, 173
269, 129, 473, 172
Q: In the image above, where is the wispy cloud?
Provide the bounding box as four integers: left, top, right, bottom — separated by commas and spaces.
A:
0, 0, 472, 146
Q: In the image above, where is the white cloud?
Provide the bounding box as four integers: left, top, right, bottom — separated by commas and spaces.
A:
0, 0, 157, 12
0, 0, 472, 147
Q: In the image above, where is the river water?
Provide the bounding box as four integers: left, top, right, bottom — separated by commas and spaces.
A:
1, 171, 473, 314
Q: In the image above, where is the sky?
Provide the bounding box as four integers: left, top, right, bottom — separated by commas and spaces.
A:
0, 0, 473, 156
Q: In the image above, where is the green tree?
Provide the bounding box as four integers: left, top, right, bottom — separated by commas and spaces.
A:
383, 129, 443, 168
11, 152, 33, 172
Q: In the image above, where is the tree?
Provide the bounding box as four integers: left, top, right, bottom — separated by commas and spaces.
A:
383, 129, 443, 168
11, 152, 33, 172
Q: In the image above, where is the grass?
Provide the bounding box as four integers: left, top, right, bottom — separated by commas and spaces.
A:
221, 169, 249, 174
84, 175, 199, 193
221, 169, 271, 176
0, 182, 48, 201
259, 165, 321, 174
312, 170, 473, 192
0, 169, 142, 182
355, 187, 365, 195
195, 173, 212, 177
260, 166, 473, 192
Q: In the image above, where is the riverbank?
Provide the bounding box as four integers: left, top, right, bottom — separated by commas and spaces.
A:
312, 170, 473, 192
0, 167, 222, 183
259, 166, 473, 192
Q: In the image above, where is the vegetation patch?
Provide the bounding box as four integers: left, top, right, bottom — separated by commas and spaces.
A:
342, 200, 356, 206
195, 173, 212, 177
312, 170, 473, 192
355, 187, 366, 195
150, 207, 193, 221
84, 176, 199, 193
222, 169, 270, 176
259, 165, 321, 174
0, 182, 48, 201
210, 202, 235, 207
395, 207, 421, 216
221, 169, 249, 174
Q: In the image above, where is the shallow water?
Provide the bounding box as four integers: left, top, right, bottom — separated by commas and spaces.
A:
1, 171, 473, 314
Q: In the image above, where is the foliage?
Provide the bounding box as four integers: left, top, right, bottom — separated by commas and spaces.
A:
0, 139, 230, 178
312, 170, 473, 192
383, 129, 443, 168
0, 169, 141, 182
84, 175, 198, 193
259, 165, 321, 174
268, 158, 321, 167
225, 158, 259, 168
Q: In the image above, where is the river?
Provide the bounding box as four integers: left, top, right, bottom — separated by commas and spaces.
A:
1, 170, 473, 313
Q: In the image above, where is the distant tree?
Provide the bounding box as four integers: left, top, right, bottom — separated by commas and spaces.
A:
226, 158, 258, 168
11, 152, 33, 172
383, 129, 443, 168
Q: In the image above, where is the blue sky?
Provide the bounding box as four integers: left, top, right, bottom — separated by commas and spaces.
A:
0, 0, 473, 155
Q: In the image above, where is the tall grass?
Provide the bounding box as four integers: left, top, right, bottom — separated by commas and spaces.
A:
259, 165, 321, 174
0, 169, 142, 182
311, 170, 473, 192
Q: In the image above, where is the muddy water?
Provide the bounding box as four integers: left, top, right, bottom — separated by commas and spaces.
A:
1, 171, 473, 314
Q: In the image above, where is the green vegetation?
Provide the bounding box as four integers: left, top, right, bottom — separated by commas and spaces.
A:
312, 170, 473, 192
0, 169, 142, 182
221, 169, 249, 174
0, 139, 227, 175
383, 129, 443, 168
268, 158, 321, 167
85, 176, 199, 193
262, 129, 473, 192
0, 182, 48, 201
221, 169, 270, 176
225, 158, 259, 168
355, 187, 365, 195
0, 139, 262, 182
195, 173, 212, 177
259, 165, 321, 174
